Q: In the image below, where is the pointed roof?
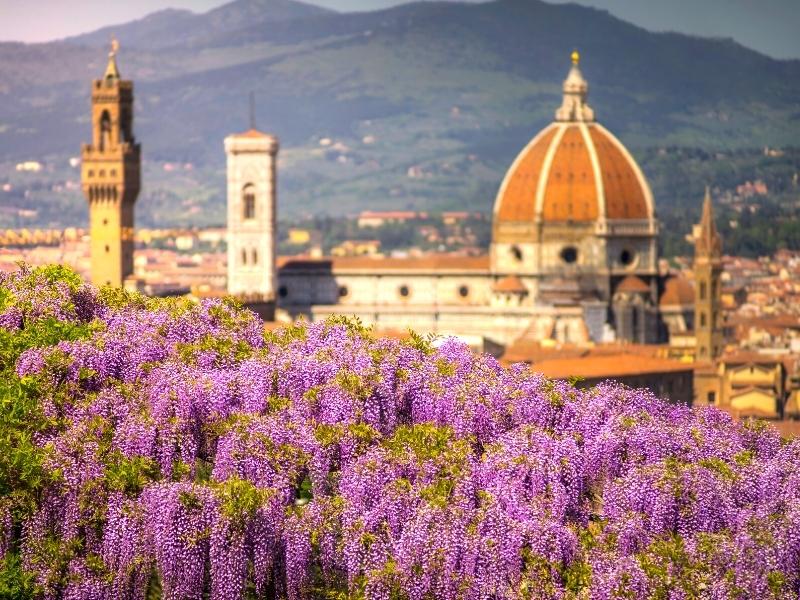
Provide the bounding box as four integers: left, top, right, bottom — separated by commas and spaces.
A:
104, 38, 120, 80
555, 50, 594, 123
695, 186, 722, 258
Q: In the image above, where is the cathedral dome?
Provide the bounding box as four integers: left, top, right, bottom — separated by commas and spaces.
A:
493, 53, 654, 225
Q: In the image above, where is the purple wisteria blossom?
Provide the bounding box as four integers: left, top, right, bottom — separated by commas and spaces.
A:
1, 266, 799, 599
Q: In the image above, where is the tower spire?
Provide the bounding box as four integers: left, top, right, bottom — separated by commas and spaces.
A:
104, 37, 120, 80
693, 186, 724, 362
696, 186, 722, 259
555, 49, 594, 122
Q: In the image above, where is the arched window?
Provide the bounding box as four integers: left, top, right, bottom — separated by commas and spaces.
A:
99, 110, 112, 151
243, 184, 256, 220
241, 249, 247, 265
700, 312, 706, 327
252, 249, 258, 265
699, 282, 707, 300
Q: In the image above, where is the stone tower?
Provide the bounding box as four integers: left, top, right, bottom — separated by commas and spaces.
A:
694, 187, 723, 361
225, 128, 279, 319
81, 40, 140, 287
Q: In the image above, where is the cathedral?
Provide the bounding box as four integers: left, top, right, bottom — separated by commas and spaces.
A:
258, 52, 695, 348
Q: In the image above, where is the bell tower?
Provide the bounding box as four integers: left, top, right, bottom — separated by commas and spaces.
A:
694, 187, 723, 361
225, 121, 279, 319
81, 40, 140, 287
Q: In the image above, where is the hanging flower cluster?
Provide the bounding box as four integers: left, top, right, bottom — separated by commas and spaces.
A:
0, 264, 798, 599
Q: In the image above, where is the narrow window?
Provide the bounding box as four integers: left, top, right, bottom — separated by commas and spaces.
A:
243, 184, 256, 220
700, 312, 706, 327
707, 391, 716, 404
242, 249, 247, 265
99, 110, 112, 151
252, 249, 258, 265
699, 281, 707, 300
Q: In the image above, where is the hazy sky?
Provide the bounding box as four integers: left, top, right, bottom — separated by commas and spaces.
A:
0, 0, 797, 59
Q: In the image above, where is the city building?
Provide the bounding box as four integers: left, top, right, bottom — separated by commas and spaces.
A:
272, 52, 682, 348
225, 127, 279, 319
80, 41, 141, 287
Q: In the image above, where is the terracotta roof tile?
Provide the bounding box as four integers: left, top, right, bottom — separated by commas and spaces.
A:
231, 128, 271, 139
588, 127, 648, 219
492, 275, 527, 293
660, 276, 694, 307
278, 255, 489, 272
532, 353, 693, 379
494, 122, 651, 225
496, 126, 557, 222
543, 126, 598, 222
616, 275, 650, 293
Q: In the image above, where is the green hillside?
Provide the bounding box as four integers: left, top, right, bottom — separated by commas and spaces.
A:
0, 0, 798, 229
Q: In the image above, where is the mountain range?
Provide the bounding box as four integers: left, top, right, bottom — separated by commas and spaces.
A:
0, 0, 798, 228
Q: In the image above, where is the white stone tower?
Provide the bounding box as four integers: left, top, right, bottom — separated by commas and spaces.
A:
225, 128, 279, 318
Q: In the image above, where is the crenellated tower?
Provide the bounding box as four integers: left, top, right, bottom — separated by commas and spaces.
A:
694, 187, 723, 361
81, 40, 140, 287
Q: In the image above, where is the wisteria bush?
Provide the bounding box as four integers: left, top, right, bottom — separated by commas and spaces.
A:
0, 264, 798, 599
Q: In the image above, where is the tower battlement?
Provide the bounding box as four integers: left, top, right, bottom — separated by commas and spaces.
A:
80, 41, 140, 288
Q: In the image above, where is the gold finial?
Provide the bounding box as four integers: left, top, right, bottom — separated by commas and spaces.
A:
110, 36, 119, 57
571, 49, 580, 66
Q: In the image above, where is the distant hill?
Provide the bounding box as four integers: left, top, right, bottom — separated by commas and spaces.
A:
67, 0, 336, 49
0, 0, 798, 228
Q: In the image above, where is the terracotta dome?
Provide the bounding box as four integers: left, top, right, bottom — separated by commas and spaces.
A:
660, 276, 695, 307
493, 54, 654, 225
616, 275, 650, 293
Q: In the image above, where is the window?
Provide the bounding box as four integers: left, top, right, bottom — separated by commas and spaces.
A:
339, 286, 349, 298
707, 391, 716, 404
278, 286, 288, 298
560, 246, 578, 264
700, 312, 706, 327
619, 249, 634, 266
398, 285, 410, 298
99, 110, 112, 151
699, 282, 707, 300
510, 246, 523, 262
252, 249, 258, 265
241, 249, 247, 265
105, 244, 110, 253
243, 184, 256, 220
458, 285, 469, 298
